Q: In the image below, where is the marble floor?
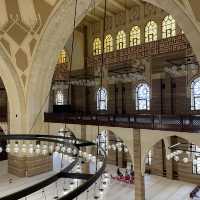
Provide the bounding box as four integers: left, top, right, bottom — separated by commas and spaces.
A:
0, 165, 196, 200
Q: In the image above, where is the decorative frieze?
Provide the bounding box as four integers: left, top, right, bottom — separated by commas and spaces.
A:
88, 35, 190, 68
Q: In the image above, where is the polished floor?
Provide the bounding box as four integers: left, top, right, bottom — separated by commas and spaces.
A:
0, 165, 196, 200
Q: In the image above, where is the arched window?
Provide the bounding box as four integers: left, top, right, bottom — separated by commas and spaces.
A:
58, 50, 67, 64
104, 34, 113, 53
192, 144, 200, 175
130, 26, 141, 46
136, 83, 150, 110
97, 130, 109, 154
56, 90, 64, 105
162, 15, 176, 39
191, 77, 200, 110
145, 21, 157, 43
116, 30, 126, 50
93, 38, 102, 56
97, 88, 108, 111
145, 150, 152, 166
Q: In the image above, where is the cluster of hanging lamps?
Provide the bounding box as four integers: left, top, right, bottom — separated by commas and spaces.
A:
108, 143, 129, 153
166, 149, 191, 163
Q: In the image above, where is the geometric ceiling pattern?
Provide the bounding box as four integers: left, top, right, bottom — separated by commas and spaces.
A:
0, 0, 59, 87
1, 0, 200, 90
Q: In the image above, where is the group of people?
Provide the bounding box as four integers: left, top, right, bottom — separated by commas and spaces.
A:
117, 167, 134, 177
112, 166, 134, 184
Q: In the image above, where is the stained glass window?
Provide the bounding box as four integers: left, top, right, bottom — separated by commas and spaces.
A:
97, 87, 108, 111
162, 15, 176, 39
116, 30, 126, 50
104, 34, 113, 53
191, 77, 200, 110
56, 90, 64, 105
130, 26, 141, 46
93, 38, 102, 56
58, 50, 67, 64
136, 83, 150, 110
145, 21, 157, 43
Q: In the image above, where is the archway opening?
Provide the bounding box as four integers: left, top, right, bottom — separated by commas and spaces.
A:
144, 136, 200, 199
0, 128, 7, 161
96, 130, 133, 178
0, 78, 7, 123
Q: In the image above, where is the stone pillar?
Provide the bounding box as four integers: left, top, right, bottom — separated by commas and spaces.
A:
133, 129, 145, 200
81, 125, 87, 151
166, 158, 173, 179
166, 137, 174, 179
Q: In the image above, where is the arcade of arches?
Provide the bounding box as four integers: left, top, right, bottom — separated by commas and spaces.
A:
1, 0, 200, 200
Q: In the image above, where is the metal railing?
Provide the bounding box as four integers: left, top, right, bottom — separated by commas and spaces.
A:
44, 112, 200, 133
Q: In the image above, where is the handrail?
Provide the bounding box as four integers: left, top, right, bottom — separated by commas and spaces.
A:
44, 112, 200, 133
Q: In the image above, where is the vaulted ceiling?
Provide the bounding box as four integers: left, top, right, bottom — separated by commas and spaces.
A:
1, 0, 200, 90
83, 0, 200, 34
83, 0, 141, 23
0, 0, 60, 87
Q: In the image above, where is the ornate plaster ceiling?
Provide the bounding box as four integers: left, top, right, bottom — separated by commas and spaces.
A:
0, 0, 59, 87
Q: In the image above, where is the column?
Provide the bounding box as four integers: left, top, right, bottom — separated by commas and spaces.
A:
133, 129, 145, 200
166, 137, 174, 179
81, 125, 87, 152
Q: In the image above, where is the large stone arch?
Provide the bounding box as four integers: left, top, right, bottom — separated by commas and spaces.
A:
85, 125, 134, 163
26, 0, 99, 132
26, 0, 200, 133
140, 129, 200, 174
0, 48, 25, 133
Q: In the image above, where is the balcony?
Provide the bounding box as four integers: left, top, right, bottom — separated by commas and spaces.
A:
44, 113, 200, 133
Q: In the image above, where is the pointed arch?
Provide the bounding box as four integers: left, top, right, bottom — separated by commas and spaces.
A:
104, 34, 113, 53
93, 38, 102, 56
145, 20, 158, 43
116, 30, 126, 50
162, 15, 176, 38
27, 0, 200, 132
55, 90, 64, 105
130, 26, 141, 46
97, 87, 108, 111
191, 76, 200, 110
0, 48, 25, 132
136, 83, 150, 110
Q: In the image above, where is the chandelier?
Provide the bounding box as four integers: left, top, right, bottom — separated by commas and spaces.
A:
0, 133, 107, 200
167, 142, 199, 163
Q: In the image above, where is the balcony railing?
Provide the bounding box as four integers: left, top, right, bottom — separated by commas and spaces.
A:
44, 113, 200, 133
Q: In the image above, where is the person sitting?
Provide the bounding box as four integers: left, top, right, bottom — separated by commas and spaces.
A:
130, 165, 134, 177
117, 168, 123, 177
130, 170, 134, 177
